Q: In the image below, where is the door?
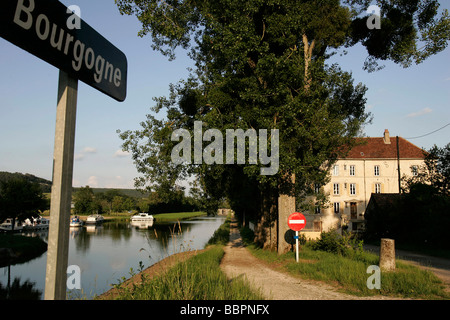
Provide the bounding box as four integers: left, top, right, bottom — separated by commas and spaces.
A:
350, 202, 357, 220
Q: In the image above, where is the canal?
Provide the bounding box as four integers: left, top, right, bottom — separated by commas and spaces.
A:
0, 215, 226, 300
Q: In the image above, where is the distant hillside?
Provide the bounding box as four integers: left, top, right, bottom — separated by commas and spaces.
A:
0, 172, 146, 198
0, 171, 52, 193
74, 187, 149, 198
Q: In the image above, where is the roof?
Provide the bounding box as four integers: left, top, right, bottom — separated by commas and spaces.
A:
342, 137, 426, 160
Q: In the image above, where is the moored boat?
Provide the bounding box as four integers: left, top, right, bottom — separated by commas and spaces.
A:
131, 213, 154, 222
70, 216, 84, 227
23, 216, 50, 230
86, 214, 105, 225
0, 218, 23, 232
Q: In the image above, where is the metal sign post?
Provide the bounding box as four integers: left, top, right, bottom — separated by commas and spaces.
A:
288, 212, 306, 263
0, 0, 127, 300
44, 71, 78, 300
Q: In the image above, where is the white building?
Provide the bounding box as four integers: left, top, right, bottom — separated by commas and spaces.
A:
303, 129, 426, 234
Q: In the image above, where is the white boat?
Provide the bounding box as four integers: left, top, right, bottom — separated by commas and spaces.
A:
23, 216, 50, 230
0, 218, 23, 232
85, 214, 105, 225
70, 216, 84, 227
131, 213, 154, 222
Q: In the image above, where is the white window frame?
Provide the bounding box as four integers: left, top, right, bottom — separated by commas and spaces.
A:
334, 202, 340, 214
349, 165, 355, 176
411, 165, 418, 176
350, 183, 356, 195
314, 183, 320, 194
333, 165, 339, 176
375, 183, 381, 194
374, 165, 380, 176
333, 183, 340, 195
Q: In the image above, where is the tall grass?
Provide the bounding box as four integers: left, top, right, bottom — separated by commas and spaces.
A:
241, 227, 449, 299
112, 245, 264, 300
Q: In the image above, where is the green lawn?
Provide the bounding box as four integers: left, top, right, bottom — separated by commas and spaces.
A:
241, 227, 449, 300
153, 211, 207, 222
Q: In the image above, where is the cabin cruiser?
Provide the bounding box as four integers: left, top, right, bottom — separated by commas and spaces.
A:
22, 216, 50, 230
131, 213, 154, 222
0, 218, 23, 232
86, 214, 105, 225
70, 216, 84, 227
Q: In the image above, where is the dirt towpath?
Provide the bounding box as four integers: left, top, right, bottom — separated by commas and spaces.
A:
219, 218, 397, 300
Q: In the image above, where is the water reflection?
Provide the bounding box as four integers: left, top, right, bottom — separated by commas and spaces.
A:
0, 216, 225, 300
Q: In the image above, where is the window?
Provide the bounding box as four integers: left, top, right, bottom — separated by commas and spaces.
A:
350, 183, 356, 195
315, 206, 321, 214
334, 202, 340, 214
333, 165, 339, 176
411, 165, 418, 176
375, 183, 381, 194
314, 183, 321, 194
374, 165, 380, 176
349, 165, 355, 176
333, 183, 340, 195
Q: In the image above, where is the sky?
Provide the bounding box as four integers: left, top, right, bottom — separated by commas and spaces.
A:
0, 0, 449, 189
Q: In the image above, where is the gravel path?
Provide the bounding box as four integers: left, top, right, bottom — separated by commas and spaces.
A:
219, 219, 397, 300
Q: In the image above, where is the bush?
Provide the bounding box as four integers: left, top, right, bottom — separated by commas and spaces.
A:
311, 230, 363, 257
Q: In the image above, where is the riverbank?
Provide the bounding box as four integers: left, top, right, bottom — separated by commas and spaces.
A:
97, 213, 263, 300
43, 211, 207, 223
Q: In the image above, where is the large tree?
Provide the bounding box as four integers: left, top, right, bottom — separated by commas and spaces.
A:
115, 0, 450, 234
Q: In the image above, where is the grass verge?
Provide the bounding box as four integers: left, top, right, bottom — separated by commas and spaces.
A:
110, 214, 263, 300
240, 227, 449, 300
153, 211, 207, 223
112, 245, 263, 300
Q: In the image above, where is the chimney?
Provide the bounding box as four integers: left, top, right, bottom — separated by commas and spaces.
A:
383, 129, 391, 144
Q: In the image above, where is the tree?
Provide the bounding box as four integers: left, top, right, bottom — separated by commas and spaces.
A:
115, 0, 450, 240
0, 178, 48, 230
403, 143, 450, 195
73, 186, 95, 215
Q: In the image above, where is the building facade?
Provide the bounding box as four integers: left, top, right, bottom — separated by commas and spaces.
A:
303, 129, 426, 234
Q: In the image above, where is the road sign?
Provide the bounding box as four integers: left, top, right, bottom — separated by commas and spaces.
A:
0, 0, 127, 102
288, 212, 306, 232
0, 0, 128, 300
288, 212, 306, 263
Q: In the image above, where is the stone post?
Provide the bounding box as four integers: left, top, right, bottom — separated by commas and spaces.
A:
379, 238, 396, 272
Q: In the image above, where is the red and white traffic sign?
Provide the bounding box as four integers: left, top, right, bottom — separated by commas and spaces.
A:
288, 212, 306, 231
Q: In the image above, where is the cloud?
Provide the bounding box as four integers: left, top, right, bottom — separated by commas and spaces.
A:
406, 107, 432, 118
87, 176, 99, 187
83, 147, 97, 154
75, 147, 97, 161
114, 149, 130, 158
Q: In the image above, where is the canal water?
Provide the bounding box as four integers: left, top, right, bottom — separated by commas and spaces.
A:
0, 215, 226, 300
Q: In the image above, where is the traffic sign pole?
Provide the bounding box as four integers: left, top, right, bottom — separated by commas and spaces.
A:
288, 212, 306, 263
44, 71, 78, 300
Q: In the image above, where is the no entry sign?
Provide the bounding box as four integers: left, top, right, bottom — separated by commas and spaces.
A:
288, 212, 306, 263
0, 0, 128, 101
288, 212, 306, 232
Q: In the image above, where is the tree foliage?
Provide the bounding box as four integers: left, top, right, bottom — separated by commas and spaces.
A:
115, 0, 449, 219
0, 178, 48, 223
402, 143, 450, 195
